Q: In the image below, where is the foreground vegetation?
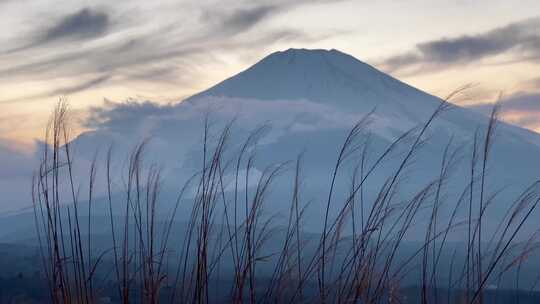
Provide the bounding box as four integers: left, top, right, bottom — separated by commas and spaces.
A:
31, 99, 540, 303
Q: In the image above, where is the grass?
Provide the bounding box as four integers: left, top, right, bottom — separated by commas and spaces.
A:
31, 98, 540, 303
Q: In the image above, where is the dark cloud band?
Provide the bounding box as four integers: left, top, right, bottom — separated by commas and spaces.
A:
43, 8, 110, 42
0, 75, 110, 104
382, 17, 540, 73
468, 92, 540, 131
5, 8, 110, 54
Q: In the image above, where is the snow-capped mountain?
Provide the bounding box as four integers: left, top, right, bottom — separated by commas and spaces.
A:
188, 48, 442, 118
2, 47, 540, 241
183, 48, 540, 181
187, 48, 540, 148
59, 48, 540, 233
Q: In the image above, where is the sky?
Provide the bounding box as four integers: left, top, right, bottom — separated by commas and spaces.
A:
1, 0, 539, 150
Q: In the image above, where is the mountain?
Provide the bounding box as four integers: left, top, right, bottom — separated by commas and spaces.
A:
188, 48, 540, 148
47, 49, 538, 233
4, 48, 540, 236
184, 48, 540, 181
187, 48, 444, 137
188, 48, 439, 111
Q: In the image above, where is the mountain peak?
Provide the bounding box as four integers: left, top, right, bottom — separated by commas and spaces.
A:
268, 47, 351, 58
259, 48, 369, 69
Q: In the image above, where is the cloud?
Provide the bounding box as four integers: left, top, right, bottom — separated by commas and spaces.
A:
51, 74, 111, 95
0, 139, 38, 212
0, 141, 36, 179
468, 92, 540, 131
205, 0, 343, 37
78, 95, 414, 176
469, 93, 540, 113
42, 8, 109, 42
84, 96, 360, 135
519, 77, 540, 92
0, 3, 326, 81
381, 17, 540, 73
84, 99, 176, 131
7, 8, 110, 53
209, 5, 280, 36
0, 74, 111, 104
0, 1, 343, 106
78, 96, 363, 164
